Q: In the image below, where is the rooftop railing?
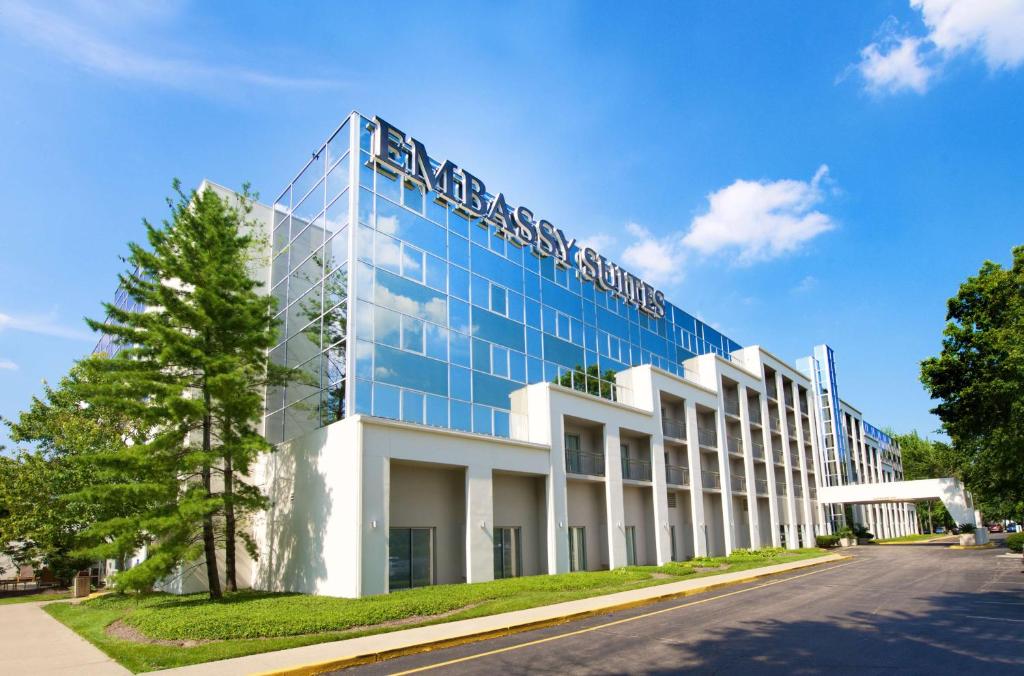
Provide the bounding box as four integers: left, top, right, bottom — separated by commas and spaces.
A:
554, 367, 633, 407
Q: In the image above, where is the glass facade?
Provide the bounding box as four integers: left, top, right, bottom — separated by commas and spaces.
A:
265, 112, 743, 444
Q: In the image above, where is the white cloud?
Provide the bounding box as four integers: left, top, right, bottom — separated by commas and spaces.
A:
619, 223, 686, 287
792, 275, 819, 294
0, 359, 18, 371
856, 0, 1024, 94
858, 34, 935, 94
0, 1, 344, 93
576, 233, 616, 254
681, 165, 835, 264
0, 311, 93, 341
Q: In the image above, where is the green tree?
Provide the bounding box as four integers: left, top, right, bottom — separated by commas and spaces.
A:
920, 245, 1024, 522
0, 361, 143, 584
892, 431, 958, 533
84, 182, 286, 598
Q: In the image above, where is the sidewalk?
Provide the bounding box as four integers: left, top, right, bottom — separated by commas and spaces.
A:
0, 599, 130, 676
153, 553, 846, 676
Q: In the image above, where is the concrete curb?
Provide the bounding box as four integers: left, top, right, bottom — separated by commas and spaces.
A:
948, 543, 997, 550
240, 554, 849, 676
876, 536, 955, 546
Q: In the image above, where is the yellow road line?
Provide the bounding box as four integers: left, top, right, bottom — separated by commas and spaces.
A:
388, 559, 859, 675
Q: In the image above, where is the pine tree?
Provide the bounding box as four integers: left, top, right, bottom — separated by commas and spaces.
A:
85, 181, 286, 598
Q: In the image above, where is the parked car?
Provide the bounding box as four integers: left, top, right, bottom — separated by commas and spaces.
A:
950, 525, 961, 535
935, 526, 946, 534
988, 523, 1004, 533
1007, 523, 1018, 533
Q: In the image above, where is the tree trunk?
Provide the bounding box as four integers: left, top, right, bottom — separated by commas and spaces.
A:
928, 501, 934, 535
224, 452, 236, 592
202, 391, 222, 600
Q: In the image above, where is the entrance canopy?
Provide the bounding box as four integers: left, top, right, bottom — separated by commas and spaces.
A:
817, 478, 978, 526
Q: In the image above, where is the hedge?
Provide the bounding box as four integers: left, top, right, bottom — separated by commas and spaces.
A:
1007, 532, 1024, 553
816, 534, 840, 548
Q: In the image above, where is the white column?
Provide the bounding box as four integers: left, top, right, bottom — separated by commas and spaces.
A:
776, 373, 799, 549
604, 425, 627, 569
760, 391, 782, 547
547, 412, 570, 574
715, 374, 736, 555
465, 464, 494, 584
685, 400, 708, 557
650, 410, 672, 565
792, 382, 813, 545
738, 387, 760, 549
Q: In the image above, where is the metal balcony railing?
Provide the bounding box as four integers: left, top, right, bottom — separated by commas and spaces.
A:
810, 487, 818, 500
755, 479, 769, 495
773, 450, 785, 465
702, 470, 721, 489
731, 474, 746, 493
665, 464, 689, 486
621, 456, 652, 482
778, 482, 788, 496
662, 417, 687, 441
749, 409, 763, 425
565, 449, 605, 477
697, 426, 717, 448
769, 416, 781, 434
751, 441, 765, 460
724, 400, 740, 417
727, 436, 743, 455
794, 484, 804, 498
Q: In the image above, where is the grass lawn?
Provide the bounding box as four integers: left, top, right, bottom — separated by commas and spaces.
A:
46, 547, 827, 673
875, 533, 953, 543
0, 589, 72, 605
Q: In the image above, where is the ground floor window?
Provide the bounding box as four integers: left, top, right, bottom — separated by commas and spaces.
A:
625, 526, 637, 565
493, 526, 523, 579
569, 526, 587, 571
670, 525, 678, 561
389, 527, 434, 590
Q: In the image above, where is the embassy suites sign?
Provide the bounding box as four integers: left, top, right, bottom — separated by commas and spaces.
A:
371, 117, 667, 319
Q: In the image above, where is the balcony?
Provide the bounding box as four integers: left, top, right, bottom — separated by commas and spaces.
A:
755, 478, 769, 495
773, 449, 785, 465
810, 487, 817, 500
726, 435, 743, 456
724, 400, 740, 417
621, 456, 652, 482
769, 416, 782, 434
794, 484, 804, 498
665, 464, 689, 486
749, 409, 763, 426
790, 451, 800, 466
697, 426, 717, 448
702, 470, 721, 489
751, 441, 765, 460
778, 482, 788, 496
730, 474, 746, 493
566, 449, 605, 477
662, 417, 687, 441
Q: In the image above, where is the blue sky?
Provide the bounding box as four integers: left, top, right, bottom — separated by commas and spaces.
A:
0, 0, 1021, 448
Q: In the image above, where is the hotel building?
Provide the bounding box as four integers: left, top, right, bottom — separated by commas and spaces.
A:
109, 112, 976, 597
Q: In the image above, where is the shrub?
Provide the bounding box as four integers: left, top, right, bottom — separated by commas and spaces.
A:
959, 522, 976, 534
852, 525, 872, 539
836, 526, 854, 539
816, 535, 840, 549
1007, 532, 1024, 553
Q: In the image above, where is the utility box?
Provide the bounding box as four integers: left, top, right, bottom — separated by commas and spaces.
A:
73, 571, 91, 598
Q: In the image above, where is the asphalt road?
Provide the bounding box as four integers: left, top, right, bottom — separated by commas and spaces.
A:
339, 535, 1024, 675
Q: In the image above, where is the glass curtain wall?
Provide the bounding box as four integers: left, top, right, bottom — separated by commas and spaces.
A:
266, 113, 743, 444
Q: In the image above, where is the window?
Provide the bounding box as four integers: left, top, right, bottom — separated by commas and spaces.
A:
490, 284, 507, 316
389, 527, 434, 590
625, 526, 637, 566
670, 525, 678, 562
493, 527, 522, 579
568, 527, 587, 572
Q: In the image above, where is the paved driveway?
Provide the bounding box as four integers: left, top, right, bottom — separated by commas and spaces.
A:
342, 541, 1024, 675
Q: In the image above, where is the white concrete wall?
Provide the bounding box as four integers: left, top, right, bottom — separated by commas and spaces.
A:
492, 472, 547, 576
